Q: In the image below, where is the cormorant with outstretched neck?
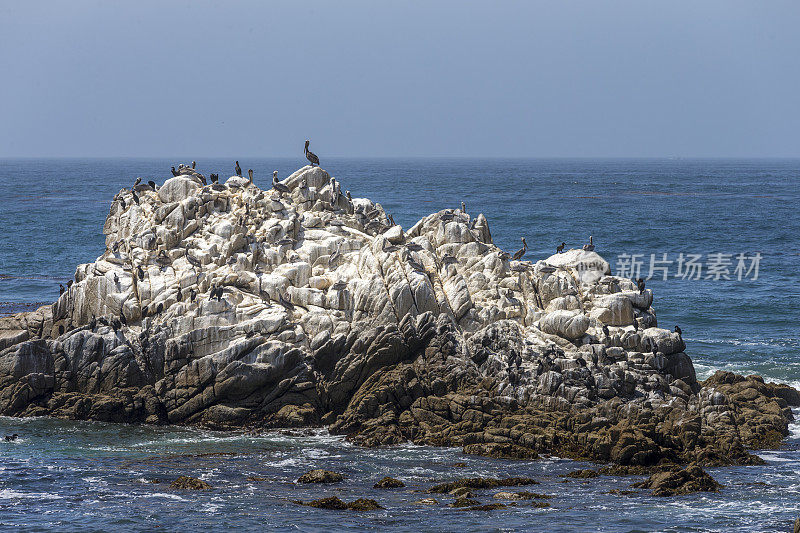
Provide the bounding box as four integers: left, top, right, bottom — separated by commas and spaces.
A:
556, 242, 565, 253
512, 237, 527, 261
171, 166, 178, 176
304, 140, 320, 166
235, 161, 242, 176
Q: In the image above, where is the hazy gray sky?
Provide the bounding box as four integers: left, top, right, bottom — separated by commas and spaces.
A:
1, 1, 798, 158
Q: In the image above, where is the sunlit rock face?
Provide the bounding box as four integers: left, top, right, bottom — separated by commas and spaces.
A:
0, 163, 796, 468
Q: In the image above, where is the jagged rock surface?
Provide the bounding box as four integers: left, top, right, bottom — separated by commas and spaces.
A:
0, 164, 796, 468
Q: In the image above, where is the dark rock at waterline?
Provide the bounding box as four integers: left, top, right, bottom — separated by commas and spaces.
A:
346, 498, 383, 511
494, 490, 552, 500
459, 503, 510, 511
448, 496, 480, 507
297, 469, 344, 483
170, 476, 211, 490
300, 497, 383, 511
373, 476, 404, 488
428, 477, 538, 494
565, 469, 599, 479
304, 496, 347, 510
462, 442, 539, 460
633, 464, 721, 496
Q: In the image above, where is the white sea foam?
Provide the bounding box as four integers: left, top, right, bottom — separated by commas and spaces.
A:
788, 409, 800, 441
148, 493, 186, 501
0, 489, 63, 500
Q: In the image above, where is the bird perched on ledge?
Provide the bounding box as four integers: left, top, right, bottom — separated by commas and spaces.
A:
304, 140, 320, 166
513, 237, 527, 261
583, 236, 595, 251
556, 242, 565, 253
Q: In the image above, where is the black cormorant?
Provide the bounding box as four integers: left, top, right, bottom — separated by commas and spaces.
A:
556, 242, 565, 254
235, 161, 242, 176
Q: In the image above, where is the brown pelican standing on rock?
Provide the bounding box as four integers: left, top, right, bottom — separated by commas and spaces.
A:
556, 242, 565, 253
248, 169, 253, 186
279, 292, 294, 310
328, 241, 343, 266
273, 171, 290, 195
583, 236, 595, 252
304, 140, 320, 166
235, 161, 242, 176
461, 201, 466, 213
512, 238, 527, 261
134, 177, 141, 186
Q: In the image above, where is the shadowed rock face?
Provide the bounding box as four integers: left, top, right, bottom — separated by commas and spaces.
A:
0, 164, 796, 467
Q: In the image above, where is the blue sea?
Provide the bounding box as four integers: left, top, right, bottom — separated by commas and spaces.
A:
1, 158, 798, 532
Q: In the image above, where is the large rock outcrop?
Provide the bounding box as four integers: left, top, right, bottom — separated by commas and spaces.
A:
0, 163, 796, 468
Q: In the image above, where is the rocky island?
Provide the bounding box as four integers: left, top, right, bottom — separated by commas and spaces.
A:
1, 163, 797, 481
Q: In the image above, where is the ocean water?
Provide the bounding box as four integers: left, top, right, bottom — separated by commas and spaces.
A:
0, 158, 798, 531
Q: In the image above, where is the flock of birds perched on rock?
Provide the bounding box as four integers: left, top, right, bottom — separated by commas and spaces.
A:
50, 138, 685, 359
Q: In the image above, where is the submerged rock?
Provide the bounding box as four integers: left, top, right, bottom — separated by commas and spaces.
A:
462, 443, 539, 460
633, 464, 721, 496
565, 469, 599, 479
428, 477, 538, 494
373, 476, 405, 488
297, 469, 343, 484
170, 476, 211, 490
449, 496, 480, 507
0, 162, 796, 471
